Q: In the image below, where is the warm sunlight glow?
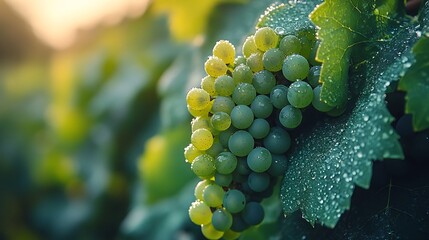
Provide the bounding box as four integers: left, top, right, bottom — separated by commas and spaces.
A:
5, 0, 150, 49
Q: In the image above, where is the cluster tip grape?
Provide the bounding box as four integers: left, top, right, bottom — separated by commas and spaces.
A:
185, 26, 337, 240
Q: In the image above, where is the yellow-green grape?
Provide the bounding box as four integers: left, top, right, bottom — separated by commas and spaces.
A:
205, 56, 228, 77
191, 128, 214, 151
191, 116, 211, 132
254, 27, 279, 51
184, 143, 203, 163
187, 100, 213, 117
187, 88, 211, 111
246, 52, 264, 73
191, 154, 216, 179
223, 229, 241, 240
189, 200, 212, 225
201, 75, 217, 96
201, 223, 224, 240
242, 36, 259, 58
211, 112, 232, 131
203, 184, 225, 207
194, 179, 212, 200
213, 40, 235, 65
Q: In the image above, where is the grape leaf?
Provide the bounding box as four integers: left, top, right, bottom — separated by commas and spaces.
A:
280, 17, 419, 227
398, 40, 429, 131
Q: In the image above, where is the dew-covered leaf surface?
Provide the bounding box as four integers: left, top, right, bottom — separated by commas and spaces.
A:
281, 18, 419, 228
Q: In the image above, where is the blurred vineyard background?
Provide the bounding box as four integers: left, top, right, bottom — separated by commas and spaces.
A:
0, 0, 284, 239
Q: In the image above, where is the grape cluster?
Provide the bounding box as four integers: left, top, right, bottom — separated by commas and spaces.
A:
185, 27, 334, 239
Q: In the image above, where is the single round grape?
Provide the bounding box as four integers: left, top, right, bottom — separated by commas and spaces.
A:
282, 54, 310, 81
194, 179, 212, 200
230, 105, 254, 129
203, 183, 225, 207
263, 127, 291, 154
247, 147, 272, 173
236, 157, 251, 175
191, 116, 211, 132
279, 35, 302, 56
223, 189, 246, 214
307, 65, 321, 88
232, 83, 256, 105
191, 128, 214, 151
287, 80, 313, 108
252, 70, 276, 95
205, 56, 228, 77
241, 202, 264, 226
262, 48, 285, 72
191, 154, 216, 179
201, 75, 216, 96
222, 229, 241, 240
211, 96, 235, 114
214, 75, 235, 97
279, 105, 302, 129
248, 172, 270, 192
270, 85, 289, 109
215, 151, 238, 174
212, 208, 233, 231
248, 118, 270, 139
231, 214, 249, 232
211, 112, 232, 131
206, 139, 224, 157
213, 40, 235, 64
234, 56, 246, 66
254, 27, 279, 51
246, 52, 264, 73
312, 86, 334, 112
250, 95, 273, 119
184, 143, 203, 163
187, 88, 211, 111
242, 36, 259, 58
232, 64, 253, 84
215, 172, 233, 187
219, 127, 236, 147
267, 154, 288, 177
189, 200, 212, 225
201, 223, 224, 240
228, 130, 254, 157
187, 100, 213, 117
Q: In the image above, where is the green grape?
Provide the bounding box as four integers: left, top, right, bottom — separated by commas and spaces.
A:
262, 48, 285, 72
263, 127, 291, 154
287, 80, 313, 108
279, 35, 302, 56
223, 189, 246, 214
215, 172, 233, 187
203, 183, 225, 207
212, 208, 233, 231
231, 214, 249, 232
312, 86, 334, 112
270, 85, 289, 109
191, 128, 214, 151
215, 151, 238, 174
236, 157, 251, 175
246, 52, 264, 73
254, 27, 279, 51
187, 100, 213, 117
213, 40, 235, 65
308, 40, 321, 66
215, 75, 235, 96
307, 65, 321, 88
248, 118, 270, 139
201, 75, 217, 96
211, 112, 231, 131
201, 223, 224, 240
242, 35, 259, 58
282, 54, 310, 81
228, 130, 254, 157
230, 105, 254, 129
247, 147, 272, 173
241, 202, 264, 226
279, 105, 302, 129
248, 172, 270, 192
222, 229, 241, 240
206, 139, 224, 157
191, 116, 211, 132
219, 126, 236, 148
189, 200, 212, 225
187, 87, 211, 111
250, 95, 273, 119
194, 179, 212, 200
252, 70, 276, 94
232, 83, 256, 105
234, 56, 246, 66
232, 64, 253, 84
211, 96, 235, 114
205, 56, 228, 77
184, 143, 203, 163
191, 154, 216, 179
267, 154, 288, 177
